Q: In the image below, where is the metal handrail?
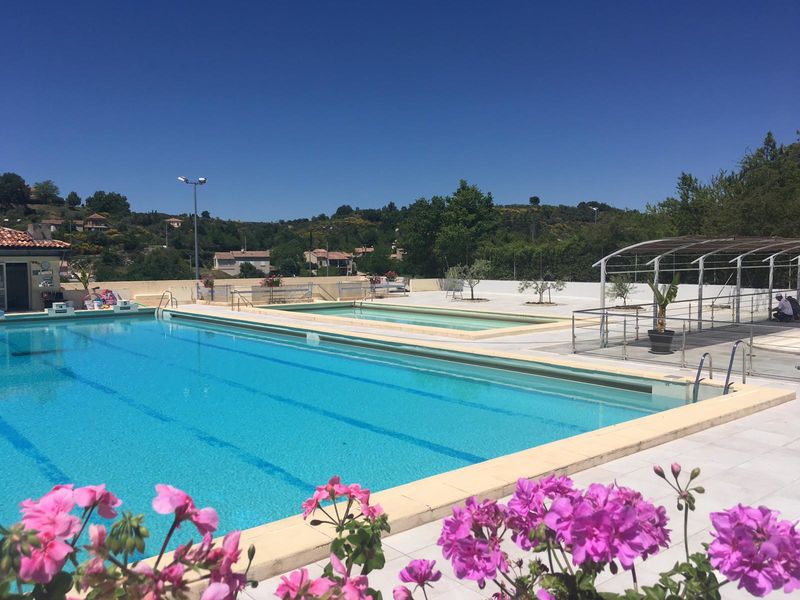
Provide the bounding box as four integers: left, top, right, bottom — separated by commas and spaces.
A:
692, 352, 713, 403
230, 289, 253, 311
156, 290, 177, 318
723, 340, 748, 394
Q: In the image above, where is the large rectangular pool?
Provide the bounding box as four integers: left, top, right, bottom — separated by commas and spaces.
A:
1, 314, 689, 550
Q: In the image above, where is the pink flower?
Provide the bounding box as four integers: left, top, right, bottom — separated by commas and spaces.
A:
152, 484, 219, 535
670, 463, 681, 478
18, 534, 73, 584
438, 498, 510, 587
275, 568, 336, 599
392, 586, 413, 600
301, 477, 383, 523
20, 484, 81, 539
398, 559, 442, 589
74, 484, 122, 519
507, 475, 576, 550
208, 531, 247, 596
536, 590, 555, 600
543, 483, 669, 568
362, 503, 384, 521
202, 582, 231, 600
709, 504, 800, 596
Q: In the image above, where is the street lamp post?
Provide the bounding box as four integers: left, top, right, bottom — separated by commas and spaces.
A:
590, 206, 599, 223
177, 176, 207, 281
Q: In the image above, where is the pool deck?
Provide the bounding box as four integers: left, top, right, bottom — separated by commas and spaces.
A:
159, 300, 799, 599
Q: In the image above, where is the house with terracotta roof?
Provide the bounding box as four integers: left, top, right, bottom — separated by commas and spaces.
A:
83, 213, 109, 231
0, 226, 70, 312
302, 249, 353, 275
165, 217, 183, 229
213, 250, 271, 276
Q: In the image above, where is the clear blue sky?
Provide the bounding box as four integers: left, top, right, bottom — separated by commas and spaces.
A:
2, 1, 798, 221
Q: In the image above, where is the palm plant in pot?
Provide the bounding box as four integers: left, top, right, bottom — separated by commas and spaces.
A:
647, 273, 680, 353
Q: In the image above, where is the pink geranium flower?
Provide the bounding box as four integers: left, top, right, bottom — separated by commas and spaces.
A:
20, 484, 81, 539
18, 534, 73, 584
202, 582, 232, 600
709, 504, 800, 596
74, 484, 122, 519
275, 568, 336, 599
152, 484, 219, 535
398, 558, 442, 588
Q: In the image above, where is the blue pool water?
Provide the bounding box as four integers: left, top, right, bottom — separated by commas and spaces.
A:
269, 304, 555, 331
0, 315, 669, 548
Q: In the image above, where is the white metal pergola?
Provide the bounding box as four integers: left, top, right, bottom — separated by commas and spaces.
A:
593, 236, 800, 324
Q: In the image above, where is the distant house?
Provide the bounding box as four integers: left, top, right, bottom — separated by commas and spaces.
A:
165, 217, 183, 229
0, 226, 70, 312
213, 250, 271, 276
83, 213, 109, 231
353, 246, 374, 257
303, 249, 353, 275
41, 219, 64, 233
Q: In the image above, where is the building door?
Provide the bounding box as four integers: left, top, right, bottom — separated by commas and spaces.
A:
5, 263, 30, 312
0, 264, 5, 310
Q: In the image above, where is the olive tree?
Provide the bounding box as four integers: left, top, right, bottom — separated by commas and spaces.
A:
518, 279, 565, 303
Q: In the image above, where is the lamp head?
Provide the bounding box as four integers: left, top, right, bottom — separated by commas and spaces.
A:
198, 177, 207, 185
178, 176, 188, 183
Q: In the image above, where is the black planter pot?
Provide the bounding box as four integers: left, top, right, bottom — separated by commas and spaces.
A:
648, 329, 675, 354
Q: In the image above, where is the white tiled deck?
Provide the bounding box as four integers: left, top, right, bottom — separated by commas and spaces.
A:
250, 397, 799, 599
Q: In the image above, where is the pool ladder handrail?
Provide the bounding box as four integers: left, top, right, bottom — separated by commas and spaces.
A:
156, 290, 177, 318
723, 339, 748, 394
230, 289, 253, 311
691, 352, 713, 403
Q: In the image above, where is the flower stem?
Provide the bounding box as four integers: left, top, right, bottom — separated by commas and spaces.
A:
683, 504, 690, 562
154, 517, 180, 570
631, 564, 639, 593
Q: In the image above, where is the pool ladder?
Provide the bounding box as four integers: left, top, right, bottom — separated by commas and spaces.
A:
691, 352, 713, 403
156, 290, 177, 318
723, 339, 749, 394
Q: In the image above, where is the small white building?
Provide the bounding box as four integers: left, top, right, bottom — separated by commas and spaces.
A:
213, 250, 271, 276
0, 226, 70, 312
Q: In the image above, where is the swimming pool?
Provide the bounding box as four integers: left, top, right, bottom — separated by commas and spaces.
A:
0, 314, 696, 550
263, 302, 562, 331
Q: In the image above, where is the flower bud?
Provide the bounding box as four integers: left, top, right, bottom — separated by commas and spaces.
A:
248, 544, 256, 561
671, 463, 681, 478
653, 465, 665, 478
693, 486, 705, 494
689, 467, 701, 481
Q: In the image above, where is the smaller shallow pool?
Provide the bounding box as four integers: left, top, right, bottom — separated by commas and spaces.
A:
263, 302, 561, 331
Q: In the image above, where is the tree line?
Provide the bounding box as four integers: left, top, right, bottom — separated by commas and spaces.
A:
0, 130, 797, 282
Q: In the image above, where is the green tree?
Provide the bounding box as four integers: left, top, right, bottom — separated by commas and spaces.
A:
238, 262, 266, 278
126, 247, 192, 280
435, 180, 497, 266
66, 191, 82, 208
459, 259, 491, 301
399, 197, 445, 276
31, 180, 62, 205
85, 191, 131, 216
0, 172, 30, 209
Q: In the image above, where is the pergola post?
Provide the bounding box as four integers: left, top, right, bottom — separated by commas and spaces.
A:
735, 256, 743, 323
599, 258, 607, 309
768, 256, 775, 317
697, 256, 705, 332
652, 256, 660, 329
796, 255, 800, 298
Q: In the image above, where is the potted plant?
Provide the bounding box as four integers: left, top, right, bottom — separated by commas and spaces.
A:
647, 273, 680, 353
